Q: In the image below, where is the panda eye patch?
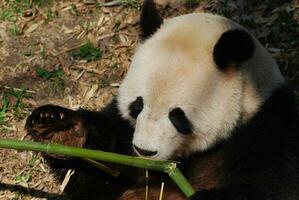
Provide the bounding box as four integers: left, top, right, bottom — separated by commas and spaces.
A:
168, 107, 193, 134
128, 96, 144, 119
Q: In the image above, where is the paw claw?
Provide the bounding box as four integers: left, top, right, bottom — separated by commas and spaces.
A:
60, 112, 64, 120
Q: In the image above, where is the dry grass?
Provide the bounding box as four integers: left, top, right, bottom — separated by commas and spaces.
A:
0, 0, 298, 199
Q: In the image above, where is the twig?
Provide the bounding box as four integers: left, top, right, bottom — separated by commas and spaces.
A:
100, 0, 122, 7
60, 169, 75, 193
145, 169, 149, 200
71, 65, 104, 75
60, 43, 86, 54
83, 158, 120, 177
3, 86, 36, 94
98, 33, 115, 41
159, 182, 165, 200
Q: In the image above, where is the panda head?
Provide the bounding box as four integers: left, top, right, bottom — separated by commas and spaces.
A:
117, 0, 284, 160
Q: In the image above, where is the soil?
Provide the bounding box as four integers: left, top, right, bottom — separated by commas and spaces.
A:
0, 0, 298, 199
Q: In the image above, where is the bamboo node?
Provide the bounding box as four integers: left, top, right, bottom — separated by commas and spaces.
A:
46, 143, 50, 153
165, 163, 177, 175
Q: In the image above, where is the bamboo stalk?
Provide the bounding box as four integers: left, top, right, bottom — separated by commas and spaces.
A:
0, 139, 195, 198
166, 165, 195, 197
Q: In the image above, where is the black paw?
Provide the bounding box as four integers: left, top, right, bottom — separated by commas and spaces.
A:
25, 104, 87, 148
189, 189, 230, 200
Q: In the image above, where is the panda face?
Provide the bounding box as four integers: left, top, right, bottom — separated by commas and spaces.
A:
117, 14, 242, 160
117, 13, 284, 160
118, 63, 243, 160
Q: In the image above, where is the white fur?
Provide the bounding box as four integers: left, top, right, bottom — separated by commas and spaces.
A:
117, 13, 284, 160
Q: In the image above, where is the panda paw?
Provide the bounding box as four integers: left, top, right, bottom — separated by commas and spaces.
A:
189, 189, 230, 200
25, 104, 87, 149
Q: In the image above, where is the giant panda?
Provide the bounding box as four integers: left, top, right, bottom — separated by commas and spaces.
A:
25, 0, 298, 199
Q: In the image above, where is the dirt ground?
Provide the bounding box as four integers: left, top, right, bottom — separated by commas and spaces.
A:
0, 0, 298, 199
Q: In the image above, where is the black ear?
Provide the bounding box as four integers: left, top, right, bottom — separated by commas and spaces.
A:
140, 0, 163, 40
213, 29, 255, 71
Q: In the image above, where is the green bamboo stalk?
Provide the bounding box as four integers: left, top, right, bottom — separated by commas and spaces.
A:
0, 139, 195, 197
166, 164, 195, 197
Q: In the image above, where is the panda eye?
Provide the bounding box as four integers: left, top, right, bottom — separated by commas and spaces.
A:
168, 107, 193, 134
128, 96, 144, 119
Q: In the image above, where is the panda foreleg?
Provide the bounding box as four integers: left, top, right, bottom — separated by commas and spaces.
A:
25, 99, 134, 169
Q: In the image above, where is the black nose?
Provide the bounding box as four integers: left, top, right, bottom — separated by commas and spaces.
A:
133, 145, 158, 157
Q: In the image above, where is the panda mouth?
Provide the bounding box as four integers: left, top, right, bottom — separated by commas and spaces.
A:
133, 145, 158, 157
